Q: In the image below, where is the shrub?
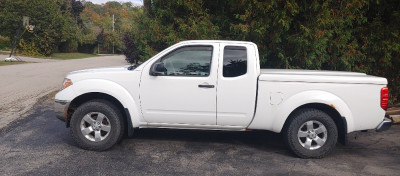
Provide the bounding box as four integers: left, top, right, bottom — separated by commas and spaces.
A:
0, 35, 11, 50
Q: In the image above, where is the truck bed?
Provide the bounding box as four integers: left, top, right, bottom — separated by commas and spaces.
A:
259, 69, 387, 85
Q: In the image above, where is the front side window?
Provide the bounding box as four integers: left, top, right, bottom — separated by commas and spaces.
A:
159, 46, 213, 76
223, 46, 247, 77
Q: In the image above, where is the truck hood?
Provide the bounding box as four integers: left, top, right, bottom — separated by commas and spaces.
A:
66, 65, 140, 83
68, 65, 130, 76
259, 69, 387, 85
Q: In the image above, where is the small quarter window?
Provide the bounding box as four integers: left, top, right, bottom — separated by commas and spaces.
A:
223, 46, 247, 77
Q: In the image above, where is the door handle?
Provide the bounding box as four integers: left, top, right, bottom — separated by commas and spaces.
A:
198, 84, 215, 88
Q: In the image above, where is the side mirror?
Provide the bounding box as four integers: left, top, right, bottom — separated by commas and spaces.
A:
150, 62, 166, 76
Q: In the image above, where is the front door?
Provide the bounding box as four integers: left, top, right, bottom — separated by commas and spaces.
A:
139, 44, 219, 125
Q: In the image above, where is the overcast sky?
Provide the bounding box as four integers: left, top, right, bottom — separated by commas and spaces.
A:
85, 0, 143, 5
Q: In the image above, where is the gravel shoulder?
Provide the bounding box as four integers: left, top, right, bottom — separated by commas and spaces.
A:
0, 54, 127, 130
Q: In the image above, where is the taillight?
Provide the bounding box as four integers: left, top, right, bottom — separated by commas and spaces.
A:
381, 87, 389, 110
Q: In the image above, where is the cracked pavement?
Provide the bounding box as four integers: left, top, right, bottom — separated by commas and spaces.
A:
0, 97, 399, 175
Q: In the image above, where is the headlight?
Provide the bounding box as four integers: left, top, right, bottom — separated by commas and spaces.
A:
61, 78, 73, 90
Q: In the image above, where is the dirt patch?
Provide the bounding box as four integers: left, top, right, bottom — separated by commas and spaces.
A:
387, 104, 400, 123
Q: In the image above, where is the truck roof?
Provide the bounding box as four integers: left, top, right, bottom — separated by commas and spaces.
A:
179, 40, 256, 45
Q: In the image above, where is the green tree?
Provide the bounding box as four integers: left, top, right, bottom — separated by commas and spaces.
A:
80, 1, 136, 54
359, 0, 400, 103
123, 0, 220, 63
0, 0, 84, 56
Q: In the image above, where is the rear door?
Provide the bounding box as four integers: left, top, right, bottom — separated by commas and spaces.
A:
216, 43, 258, 126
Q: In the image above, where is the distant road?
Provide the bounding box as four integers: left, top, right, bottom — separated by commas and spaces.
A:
0, 55, 127, 129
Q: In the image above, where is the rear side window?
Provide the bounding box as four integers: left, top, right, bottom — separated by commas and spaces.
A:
223, 46, 247, 77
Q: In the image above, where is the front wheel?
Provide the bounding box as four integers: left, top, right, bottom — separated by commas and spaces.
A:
70, 99, 125, 151
284, 108, 338, 158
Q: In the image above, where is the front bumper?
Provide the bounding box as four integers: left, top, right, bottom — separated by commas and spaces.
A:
376, 117, 392, 132
54, 99, 70, 122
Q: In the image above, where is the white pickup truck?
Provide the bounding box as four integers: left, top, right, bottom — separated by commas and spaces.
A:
55, 40, 392, 158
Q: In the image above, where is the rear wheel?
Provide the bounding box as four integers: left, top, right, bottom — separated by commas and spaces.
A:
70, 99, 125, 151
284, 108, 338, 158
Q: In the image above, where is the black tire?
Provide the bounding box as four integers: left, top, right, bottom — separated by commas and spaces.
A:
283, 108, 338, 158
70, 99, 125, 151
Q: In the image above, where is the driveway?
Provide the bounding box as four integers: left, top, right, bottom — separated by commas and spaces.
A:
0, 97, 399, 175
0, 54, 127, 129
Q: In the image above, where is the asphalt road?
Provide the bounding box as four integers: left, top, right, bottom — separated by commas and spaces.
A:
0, 54, 127, 130
1, 97, 399, 175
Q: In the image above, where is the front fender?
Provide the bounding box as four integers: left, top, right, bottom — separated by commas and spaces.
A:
57, 79, 142, 127
271, 90, 354, 133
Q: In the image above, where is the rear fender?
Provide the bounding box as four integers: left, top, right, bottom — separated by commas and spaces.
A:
272, 90, 354, 133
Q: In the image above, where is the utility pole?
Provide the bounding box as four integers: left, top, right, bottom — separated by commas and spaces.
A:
112, 14, 115, 54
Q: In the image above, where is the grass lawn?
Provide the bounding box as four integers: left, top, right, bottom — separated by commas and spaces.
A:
48, 53, 100, 60
0, 61, 27, 66
0, 51, 10, 55
0, 52, 104, 60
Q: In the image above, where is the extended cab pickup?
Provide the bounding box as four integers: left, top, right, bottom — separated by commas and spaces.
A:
54, 40, 392, 158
